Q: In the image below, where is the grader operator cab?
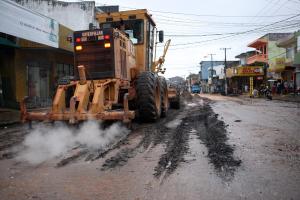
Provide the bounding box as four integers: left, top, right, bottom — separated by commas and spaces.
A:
20, 9, 176, 125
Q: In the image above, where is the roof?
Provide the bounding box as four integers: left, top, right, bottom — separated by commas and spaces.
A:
247, 38, 267, 48
248, 33, 294, 48
235, 51, 256, 59
276, 31, 299, 47
97, 9, 156, 26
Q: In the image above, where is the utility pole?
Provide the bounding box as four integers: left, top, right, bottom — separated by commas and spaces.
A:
207, 53, 216, 78
220, 48, 231, 95
204, 54, 215, 93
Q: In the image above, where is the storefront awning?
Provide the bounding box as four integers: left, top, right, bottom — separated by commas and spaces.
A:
0, 37, 19, 48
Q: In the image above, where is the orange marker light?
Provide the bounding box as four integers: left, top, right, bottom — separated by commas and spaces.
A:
75, 45, 82, 51
104, 35, 110, 40
76, 38, 81, 42
104, 43, 111, 48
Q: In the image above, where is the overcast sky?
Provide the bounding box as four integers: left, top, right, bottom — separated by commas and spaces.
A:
82, 0, 299, 78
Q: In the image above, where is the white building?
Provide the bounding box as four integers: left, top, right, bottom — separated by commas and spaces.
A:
12, 0, 99, 31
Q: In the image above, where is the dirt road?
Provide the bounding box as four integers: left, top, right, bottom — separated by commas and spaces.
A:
0, 94, 299, 200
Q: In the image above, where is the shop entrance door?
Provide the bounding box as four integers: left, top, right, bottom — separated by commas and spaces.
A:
27, 62, 51, 108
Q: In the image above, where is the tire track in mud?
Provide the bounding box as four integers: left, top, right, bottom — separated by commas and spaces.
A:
0, 94, 241, 182
0, 125, 29, 159
100, 118, 173, 171
100, 92, 194, 172
101, 94, 241, 181
188, 98, 242, 181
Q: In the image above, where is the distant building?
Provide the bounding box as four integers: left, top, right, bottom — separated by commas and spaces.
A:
200, 60, 238, 93
235, 51, 256, 65
200, 61, 224, 81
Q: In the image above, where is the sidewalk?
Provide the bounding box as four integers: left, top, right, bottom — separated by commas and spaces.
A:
238, 93, 300, 103
200, 93, 300, 104
0, 108, 20, 127
272, 94, 300, 103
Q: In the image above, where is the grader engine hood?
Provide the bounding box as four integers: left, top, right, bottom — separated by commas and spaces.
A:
73, 29, 115, 79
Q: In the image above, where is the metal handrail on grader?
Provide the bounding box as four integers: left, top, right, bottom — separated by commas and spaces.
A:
20, 9, 177, 126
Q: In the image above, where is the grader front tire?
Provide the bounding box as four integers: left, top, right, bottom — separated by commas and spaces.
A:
136, 72, 161, 122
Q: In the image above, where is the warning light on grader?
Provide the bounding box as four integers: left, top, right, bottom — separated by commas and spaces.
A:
75, 45, 83, 51
104, 43, 111, 48
75, 38, 81, 42
104, 35, 110, 40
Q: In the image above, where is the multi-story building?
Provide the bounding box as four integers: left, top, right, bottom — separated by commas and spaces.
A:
227, 51, 264, 94
276, 30, 300, 92
0, 0, 77, 108
247, 33, 292, 80
12, 0, 99, 31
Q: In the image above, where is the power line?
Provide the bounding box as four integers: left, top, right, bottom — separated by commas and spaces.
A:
161, 15, 300, 47
164, 24, 299, 50
99, 3, 298, 18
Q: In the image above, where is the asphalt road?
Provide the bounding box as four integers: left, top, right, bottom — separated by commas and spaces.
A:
0, 94, 299, 200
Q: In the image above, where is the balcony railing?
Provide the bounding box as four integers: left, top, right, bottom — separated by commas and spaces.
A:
247, 54, 267, 64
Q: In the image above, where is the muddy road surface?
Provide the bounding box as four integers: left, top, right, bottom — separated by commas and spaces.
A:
0, 93, 299, 200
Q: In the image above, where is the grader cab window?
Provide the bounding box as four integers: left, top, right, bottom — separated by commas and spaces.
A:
100, 19, 144, 44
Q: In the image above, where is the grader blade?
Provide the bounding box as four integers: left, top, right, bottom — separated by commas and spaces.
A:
20, 65, 135, 124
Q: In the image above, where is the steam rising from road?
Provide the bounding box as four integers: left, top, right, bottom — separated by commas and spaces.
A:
17, 121, 129, 165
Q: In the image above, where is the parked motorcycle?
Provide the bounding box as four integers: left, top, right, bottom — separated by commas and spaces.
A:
259, 87, 272, 100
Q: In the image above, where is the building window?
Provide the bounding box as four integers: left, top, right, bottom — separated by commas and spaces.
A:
286, 47, 294, 59
56, 63, 74, 80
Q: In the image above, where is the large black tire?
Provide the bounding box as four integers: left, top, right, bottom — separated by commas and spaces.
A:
159, 76, 168, 118
136, 72, 161, 122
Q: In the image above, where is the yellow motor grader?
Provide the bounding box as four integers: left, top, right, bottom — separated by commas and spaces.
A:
20, 9, 177, 125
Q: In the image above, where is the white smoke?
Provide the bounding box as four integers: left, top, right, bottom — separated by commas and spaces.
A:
17, 121, 129, 165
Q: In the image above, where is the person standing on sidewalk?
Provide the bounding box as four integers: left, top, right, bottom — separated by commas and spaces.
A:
272, 82, 276, 95
277, 81, 281, 95
283, 81, 288, 94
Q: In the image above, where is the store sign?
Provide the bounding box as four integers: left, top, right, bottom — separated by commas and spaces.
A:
0, 0, 59, 48
275, 57, 285, 68
236, 66, 264, 76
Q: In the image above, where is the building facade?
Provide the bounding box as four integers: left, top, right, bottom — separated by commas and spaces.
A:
200, 60, 238, 93
13, 0, 98, 31
276, 30, 300, 92
247, 33, 292, 80
0, 0, 74, 108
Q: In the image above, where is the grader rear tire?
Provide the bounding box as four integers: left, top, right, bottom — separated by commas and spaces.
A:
136, 71, 161, 122
159, 77, 168, 118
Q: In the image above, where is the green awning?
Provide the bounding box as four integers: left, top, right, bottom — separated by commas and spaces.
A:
0, 37, 19, 48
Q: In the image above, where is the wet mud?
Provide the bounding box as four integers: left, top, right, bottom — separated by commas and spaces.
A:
101, 93, 241, 181
0, 93, 241, 182
194, 104, 241, 181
